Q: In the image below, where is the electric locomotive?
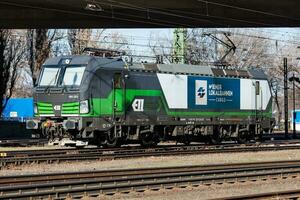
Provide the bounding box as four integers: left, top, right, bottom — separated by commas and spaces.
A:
26, 54, 274, 147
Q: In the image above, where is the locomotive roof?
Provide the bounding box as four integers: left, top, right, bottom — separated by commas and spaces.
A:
129, 63, 268, 80
43, 55, 124, 68
43, 56, 268, 80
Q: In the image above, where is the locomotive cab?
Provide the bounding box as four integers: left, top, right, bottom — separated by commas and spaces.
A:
36, 61, 87, 117
27, 56, 92, 143
26, 55, 126, 146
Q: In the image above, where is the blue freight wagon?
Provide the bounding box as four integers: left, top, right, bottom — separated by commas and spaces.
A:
2, 98, 34, 121
1, 98, 34, 139
291, 110, 300, 131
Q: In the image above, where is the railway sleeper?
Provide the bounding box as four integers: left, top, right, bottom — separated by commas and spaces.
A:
1, 171, 300, 199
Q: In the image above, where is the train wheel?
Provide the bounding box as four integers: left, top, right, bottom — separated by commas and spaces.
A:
237, 132, 248, 144
255, 126, 263, 141
106, 131, 121, 148
97, 131, 120, 148
140, 132, 158, 147
177, 135, 191, 145
210, 134, 222, 144
183, 135, 191, 145
210, 126, 223, 144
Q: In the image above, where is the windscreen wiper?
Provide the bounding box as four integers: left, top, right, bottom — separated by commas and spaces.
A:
44, 70, 60, 93
61, 82, 68, 92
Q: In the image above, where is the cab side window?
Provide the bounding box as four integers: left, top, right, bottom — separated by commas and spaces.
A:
114, 73, 122, 88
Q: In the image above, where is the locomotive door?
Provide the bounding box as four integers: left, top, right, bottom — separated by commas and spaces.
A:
113, 73, 125, 120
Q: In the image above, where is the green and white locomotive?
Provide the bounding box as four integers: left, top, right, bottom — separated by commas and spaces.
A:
26, 53, 274, 147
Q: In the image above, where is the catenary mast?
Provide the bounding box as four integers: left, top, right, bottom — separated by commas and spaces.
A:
173, 28, 187, 64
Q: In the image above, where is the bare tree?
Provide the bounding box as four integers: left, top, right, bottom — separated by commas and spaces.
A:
27, 29, 61, 85
148, 32, 173, 63
27, 29, 34, 84
184, 29, 275, 68
269, 78, 282, 125
68, 29, 109, 54
0, 30, 25, 116
223, 30, 274, 69
186, 28, 218, 65
68, 29, 93, 55
101, 32, 127, 51
148, 28, 232, 65
67, 29, 132, 56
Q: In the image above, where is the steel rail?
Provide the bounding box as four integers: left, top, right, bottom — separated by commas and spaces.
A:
2, 139, 300, 158
1, 159, 300, 186
217, 189, 300, 200
0, 139, 47, 147
0, 143, 212, 157
1, 160, 300, 199
2, 143, 300, 168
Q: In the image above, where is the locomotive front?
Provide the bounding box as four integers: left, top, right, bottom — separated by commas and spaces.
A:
26, 56, 92, 144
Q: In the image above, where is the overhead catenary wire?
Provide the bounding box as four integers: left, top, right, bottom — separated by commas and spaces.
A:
13, 28, 300, 60
0, 1, 181, 28
90, 0, 222, 26
65, 31, 300, 49
94, 0, 298, 27
147, 6, 276, 27
94, 0, 273, 26
196, 0, 300, 22
61, 27, 300, 47
100, 28, 300, 44
3, 7, 295, 69
2, 0, 297, 28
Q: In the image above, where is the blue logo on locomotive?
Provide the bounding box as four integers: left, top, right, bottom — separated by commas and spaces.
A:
188, 76, 240, 109
195, 80, 208, 105
197, 87, 206, 98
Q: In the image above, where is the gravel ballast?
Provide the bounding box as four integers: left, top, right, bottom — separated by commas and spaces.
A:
98, 177, 300, 200
1, 149, 300, 176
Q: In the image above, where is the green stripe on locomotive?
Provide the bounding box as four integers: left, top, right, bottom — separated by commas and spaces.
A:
81, 89, 161, 116
82, 88, 272, 118
36, 102, 54, 115
37, 102, 80, 115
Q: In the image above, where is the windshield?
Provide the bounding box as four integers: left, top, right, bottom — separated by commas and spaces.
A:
39, 67, 60, 86
62, 66, 85, 86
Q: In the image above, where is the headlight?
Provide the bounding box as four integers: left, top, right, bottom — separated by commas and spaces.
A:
34, 104, 38, 114
80, 100, 89, 114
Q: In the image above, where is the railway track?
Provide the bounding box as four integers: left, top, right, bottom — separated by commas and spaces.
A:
2, 141, 300, 168
0, 139, 47, 147
219, 189, 300, 200
1, 160, 300, 199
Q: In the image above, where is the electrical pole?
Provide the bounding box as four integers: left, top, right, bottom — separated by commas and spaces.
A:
284, 58, 288, 138
293, 73, 296, 138
173, 28, 187, 64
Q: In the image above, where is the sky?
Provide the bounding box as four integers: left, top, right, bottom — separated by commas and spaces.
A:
105, 27, 300, 50
54, 27, 300, 63
105, 28, 173, 56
